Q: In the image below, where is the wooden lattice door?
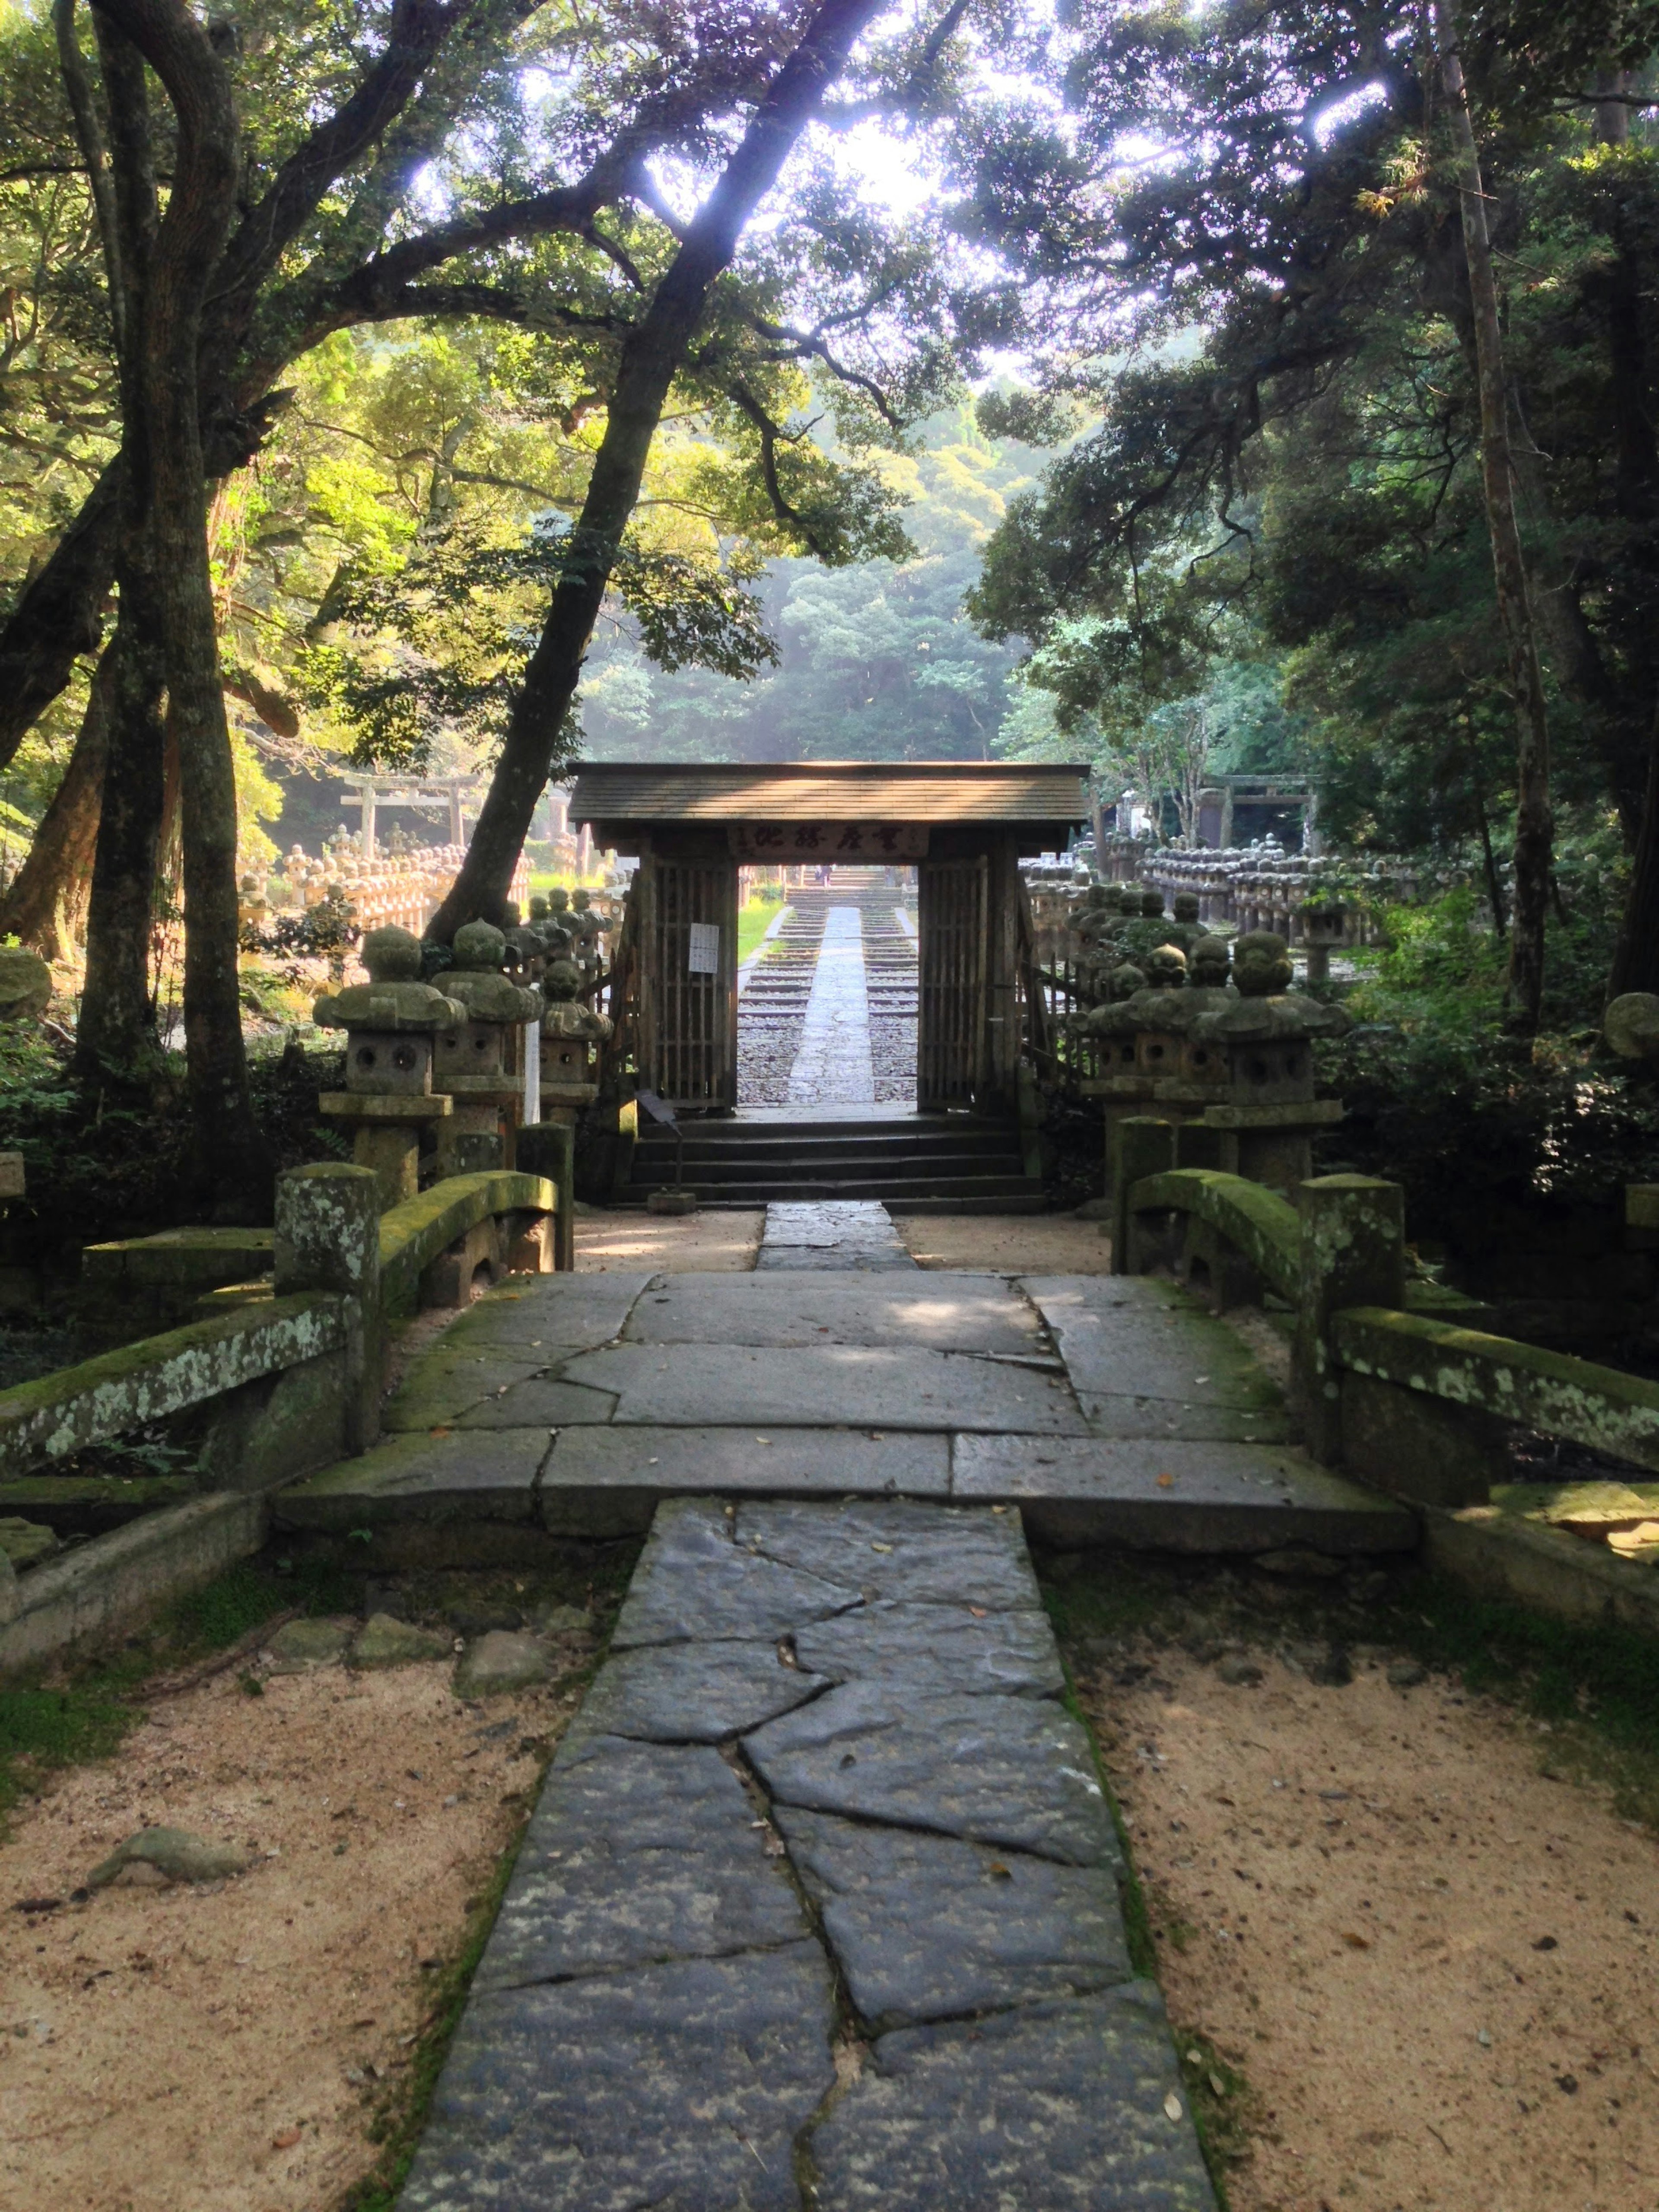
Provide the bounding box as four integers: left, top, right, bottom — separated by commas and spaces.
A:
917, 855, 988, 1108
637, 858, 738, 1109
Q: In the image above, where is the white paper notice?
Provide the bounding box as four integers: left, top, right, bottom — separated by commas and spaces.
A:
687, 922, 720, 975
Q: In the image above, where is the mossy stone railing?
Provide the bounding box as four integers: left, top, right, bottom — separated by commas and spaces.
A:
0, 1163, 560, 1488
1114, 1113, 1659, 1508
1334, 1307, 1659, 1477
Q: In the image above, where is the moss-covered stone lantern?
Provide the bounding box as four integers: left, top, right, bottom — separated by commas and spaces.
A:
539, 957, 613, 1120
314, 925, 464, 1207
1187, 929, 1350, 1190
435, 921, 543, 1173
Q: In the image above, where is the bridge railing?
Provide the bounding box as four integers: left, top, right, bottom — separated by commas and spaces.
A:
0, 1158, 567, 1674
1113, 1117, 1659, 1516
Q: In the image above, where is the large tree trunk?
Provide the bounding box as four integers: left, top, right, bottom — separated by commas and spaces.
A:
1435, 3, 1553, 1033
0, 469, 121, 769
73, 5, 165, 1086
77, 617, 168, 1077
97, 0, 270, 1207
0, 643, 116, 960
427, 0, 886, 939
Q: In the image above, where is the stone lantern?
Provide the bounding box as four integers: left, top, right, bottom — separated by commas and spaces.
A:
1298, 897, 1348, 985
1187, 930, 1350, 1190
434, 921, 543, 1173
1074, 941, 1236, 1182
539, 957, 613, 1119
314, 926, 463, 1207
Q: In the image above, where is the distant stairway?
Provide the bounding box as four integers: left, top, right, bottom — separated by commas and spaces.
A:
627, 1115, 1045, 1213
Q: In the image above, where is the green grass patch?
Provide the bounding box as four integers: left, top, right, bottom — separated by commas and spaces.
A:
737, 899, 786, 964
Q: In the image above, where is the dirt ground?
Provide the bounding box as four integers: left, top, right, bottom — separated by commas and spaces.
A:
0, 1639, 580, 2212
575, 1205, 764, 1271
1075, 1624, 1659, 2212
572, 1204, 1110, 1277
898, 1209, 1110, 1273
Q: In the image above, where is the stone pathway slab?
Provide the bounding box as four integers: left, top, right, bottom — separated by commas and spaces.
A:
558, 1341, 1087, 1433
381, 1345, 557, 1432
400, 1492, 1214, 2212
442, 1273, 653, 1351
809, 1985, 1216, 2212
791, 1598, 1063, 1697
537, 1427, 950, 1539
574, 1640, 832, 1745
738, 1497, 1043, 1610
787, 905, 873, 1106
746, 1679, 1119, 1868
399, 1942, 835, 2212
953, 1433, 1418, 1552
776, 1807, 1131, 2031
276, 1428, 549, 1529
758, 1198, 915, 1271
625, 1270, 1038, 1351
611, 1499, 860, 1648
453, 1376, 618, 1430
478, 1735, 808, 1989
1023, 1273, 1287, 1417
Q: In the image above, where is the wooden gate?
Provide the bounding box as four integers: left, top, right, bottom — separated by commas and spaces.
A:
917, 855, 988, 1108
636, 857, 738, 1109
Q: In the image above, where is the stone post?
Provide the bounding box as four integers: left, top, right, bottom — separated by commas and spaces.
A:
516, 1121, 577, 1272
1109, 1116, 1176, 1277
1293, 1175, 1404, 1464
274, 1164, 382, 1452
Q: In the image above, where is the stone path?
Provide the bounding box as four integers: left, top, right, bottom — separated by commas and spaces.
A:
756, 1198, 916, 1271
274, 1250, 1421, 2206
396, 1495, 1218, 2212
738, 878, 918, 1109
788, 906, 874, 1107
278, 1265, 1414, 1553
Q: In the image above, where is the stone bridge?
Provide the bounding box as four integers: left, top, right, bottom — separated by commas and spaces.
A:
275, 1201, 1409, 2209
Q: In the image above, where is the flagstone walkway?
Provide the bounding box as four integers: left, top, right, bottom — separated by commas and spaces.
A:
397, 1496, 1217, 2211
273, 1220, 1417, 2208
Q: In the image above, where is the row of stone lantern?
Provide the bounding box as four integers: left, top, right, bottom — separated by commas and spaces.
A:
312, 893, 613, 1208
1070, 922, 1350, 1195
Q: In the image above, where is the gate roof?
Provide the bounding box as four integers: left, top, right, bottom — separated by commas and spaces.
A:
568, 760, 1090, 843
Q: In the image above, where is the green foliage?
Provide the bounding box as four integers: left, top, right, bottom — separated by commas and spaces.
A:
0, 1031, 344, 1274
578, 408, 1047, 763
0, 1683, 133, 1824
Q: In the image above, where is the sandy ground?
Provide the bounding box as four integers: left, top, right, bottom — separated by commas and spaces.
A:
1079, 1645, 1659, 2212
572, 1204, 1111, 1278
0, 1642, 579, 2212
575, 1207, 764, 1272
898, 1210, 1110, 1274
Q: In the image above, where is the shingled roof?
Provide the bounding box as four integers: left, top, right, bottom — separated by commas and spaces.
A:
567, 760, 1091, 827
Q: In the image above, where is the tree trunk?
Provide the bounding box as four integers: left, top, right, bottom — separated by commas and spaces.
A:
97, 0, 270, 1207
1435, 2, 1553, 1033
0, 643, 116, 960
77, 617, 168, 1077
0, 467, 120, 771
73, 4, 165, 1086
427, 0, 886, 939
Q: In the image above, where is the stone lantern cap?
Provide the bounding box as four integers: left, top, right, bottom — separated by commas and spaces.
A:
541, 957, 613, 1042
442, 921, 543, 1024
313, 926, 464, 1033
1189, 931, 1351, 1051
